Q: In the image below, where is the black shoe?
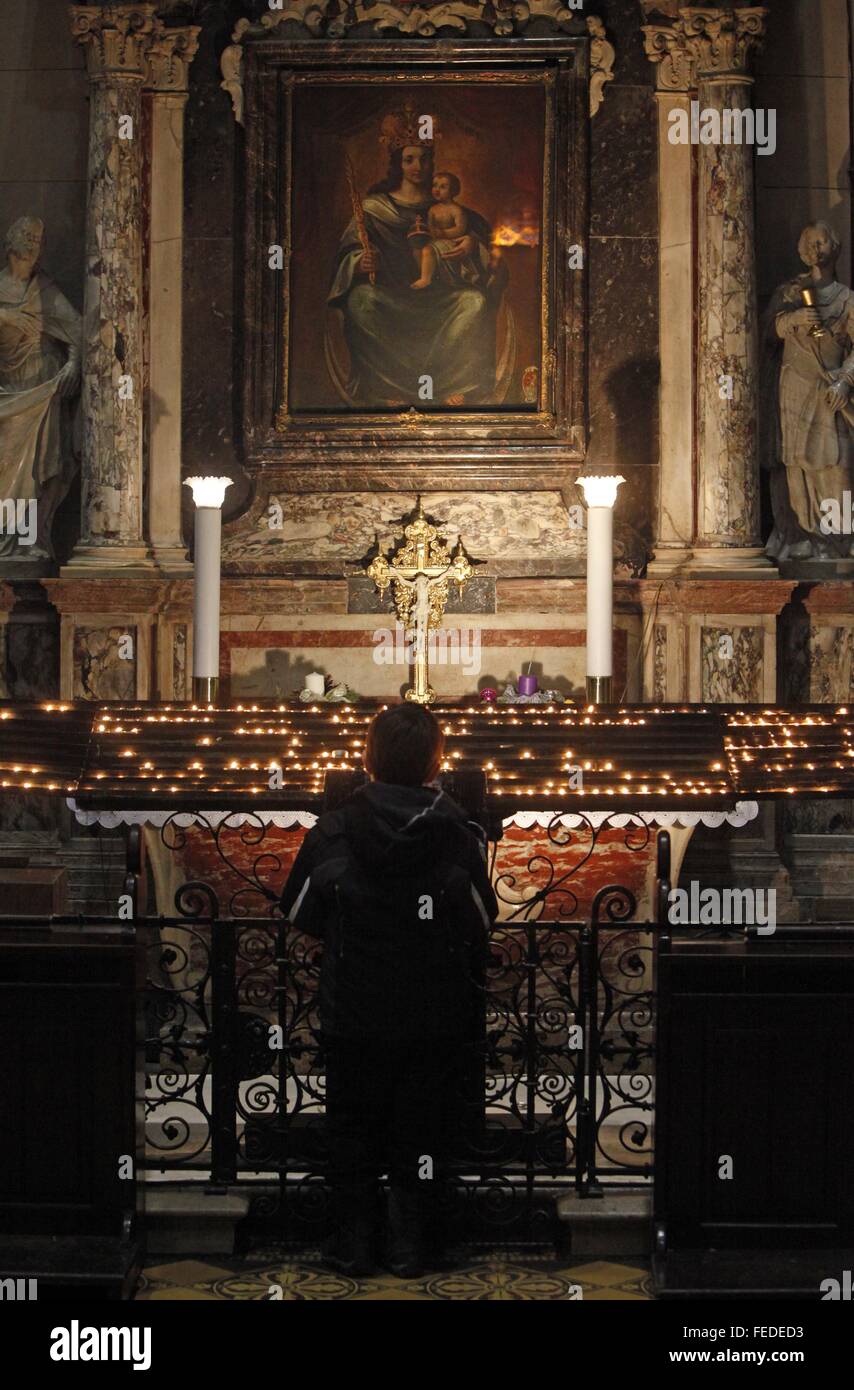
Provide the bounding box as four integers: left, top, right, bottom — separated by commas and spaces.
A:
321, 1217, 376, 1278
383, 1186, 424, 1279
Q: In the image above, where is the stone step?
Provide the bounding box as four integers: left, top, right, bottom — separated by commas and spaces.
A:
556, 1190, 652, 1259
143, 1188, 250, 1257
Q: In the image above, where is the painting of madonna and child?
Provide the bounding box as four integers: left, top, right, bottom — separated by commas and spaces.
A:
287, 83, 545, 413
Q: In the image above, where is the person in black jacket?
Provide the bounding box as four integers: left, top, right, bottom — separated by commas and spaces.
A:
280, 704, 497, 1278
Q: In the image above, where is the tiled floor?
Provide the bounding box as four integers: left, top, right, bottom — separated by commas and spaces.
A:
136, 1251, 653, 1301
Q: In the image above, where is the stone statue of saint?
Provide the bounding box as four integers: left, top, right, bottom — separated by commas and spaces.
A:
761, 221, 854, 563
0, 215, 81, 562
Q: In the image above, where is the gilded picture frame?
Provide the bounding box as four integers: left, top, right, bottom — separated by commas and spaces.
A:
240, 39, 588, 486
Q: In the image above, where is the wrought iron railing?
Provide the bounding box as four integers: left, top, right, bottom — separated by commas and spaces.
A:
136, 904, 658, 1239
33, 814, 674, 1239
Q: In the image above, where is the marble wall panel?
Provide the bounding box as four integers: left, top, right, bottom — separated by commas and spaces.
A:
700, 624, 764, 703
73, 625, 136, 700
590, 82, 657, 241
653, 623, 666, 702
182, 3, 236, 242
348, 576, 496, 615
226, 632, 589, 704
0, 791, 59, 836
221, 619, 630, 703
6, 620, 59, 699
221, 491, 584, 567
587, 234, 659, 537
182, 235, 240, 496
786, 621, 854, 705
181, 5, 246, 521
173, 622, 188, 700
587, 3, 658, 551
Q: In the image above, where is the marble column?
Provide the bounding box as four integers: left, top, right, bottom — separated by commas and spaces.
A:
643, 25, 697, 575
145, 23, 200, 574
687, 6, 770, 571
66, 4, 156, 573
643, 6, 772, 575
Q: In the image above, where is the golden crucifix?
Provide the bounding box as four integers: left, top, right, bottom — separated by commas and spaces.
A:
365, 497, 474, 704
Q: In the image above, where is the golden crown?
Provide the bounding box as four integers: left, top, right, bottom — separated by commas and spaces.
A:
379, 100, 441, 151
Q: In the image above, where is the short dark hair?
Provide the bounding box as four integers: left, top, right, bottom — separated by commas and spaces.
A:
364, 705, 444, 787
434, 170, 461, 198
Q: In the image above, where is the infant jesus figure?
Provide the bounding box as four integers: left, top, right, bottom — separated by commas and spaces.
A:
410, 171, 489, 290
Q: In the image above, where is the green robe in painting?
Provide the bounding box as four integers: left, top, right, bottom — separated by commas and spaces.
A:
328, 191, 497, 405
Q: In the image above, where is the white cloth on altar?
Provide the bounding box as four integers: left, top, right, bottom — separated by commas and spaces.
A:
66, 800, 760, 831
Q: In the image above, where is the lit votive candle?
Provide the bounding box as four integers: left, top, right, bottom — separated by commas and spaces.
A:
517, 674, 538, 696
305, 672, 326, 696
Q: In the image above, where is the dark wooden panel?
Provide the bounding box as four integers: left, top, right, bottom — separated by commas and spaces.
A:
654, 936, 854, 1295
0, 926, 143, 1295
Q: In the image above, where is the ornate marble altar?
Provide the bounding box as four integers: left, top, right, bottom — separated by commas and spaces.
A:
0, 0, 853, 925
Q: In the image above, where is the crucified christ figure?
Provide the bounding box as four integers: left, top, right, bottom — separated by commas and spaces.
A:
388, 565, 452, 657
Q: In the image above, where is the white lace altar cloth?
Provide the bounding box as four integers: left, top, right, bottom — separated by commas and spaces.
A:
66, 801, 760, 831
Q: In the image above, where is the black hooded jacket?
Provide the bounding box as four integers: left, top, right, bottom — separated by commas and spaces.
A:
280, 781, 498, 1038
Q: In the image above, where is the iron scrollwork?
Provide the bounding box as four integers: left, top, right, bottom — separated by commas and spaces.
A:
140, 807, 658, 1235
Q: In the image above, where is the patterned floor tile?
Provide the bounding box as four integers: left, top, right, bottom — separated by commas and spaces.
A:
136, 1250, 652, 1301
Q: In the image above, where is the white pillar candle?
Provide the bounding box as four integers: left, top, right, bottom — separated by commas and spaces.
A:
305, 672, 326, 696
183, 477, 232, 682
577, 475, 624, 682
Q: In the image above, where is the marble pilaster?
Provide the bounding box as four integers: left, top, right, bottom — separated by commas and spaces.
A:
643, 22, 696, 574
145, 22, 200, 574
66, 4, 156, 574
686, 7, 770, 571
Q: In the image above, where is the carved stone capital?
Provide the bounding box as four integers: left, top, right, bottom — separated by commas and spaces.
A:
145, 22, 200, 95
643, 22, 697, 91
69, 4, 157, 81
643, 6, 767, 90
71, 7, 200, 92
681, 7, 768, 80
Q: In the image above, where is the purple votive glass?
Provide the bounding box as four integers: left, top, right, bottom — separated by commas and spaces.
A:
517, 674, 538, 696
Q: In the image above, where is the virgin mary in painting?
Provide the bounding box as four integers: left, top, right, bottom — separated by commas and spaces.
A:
327, 102, 510, 408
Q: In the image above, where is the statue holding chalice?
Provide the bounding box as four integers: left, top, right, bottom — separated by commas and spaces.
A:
365, 497, 475, 704
761, 220, 854, 566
